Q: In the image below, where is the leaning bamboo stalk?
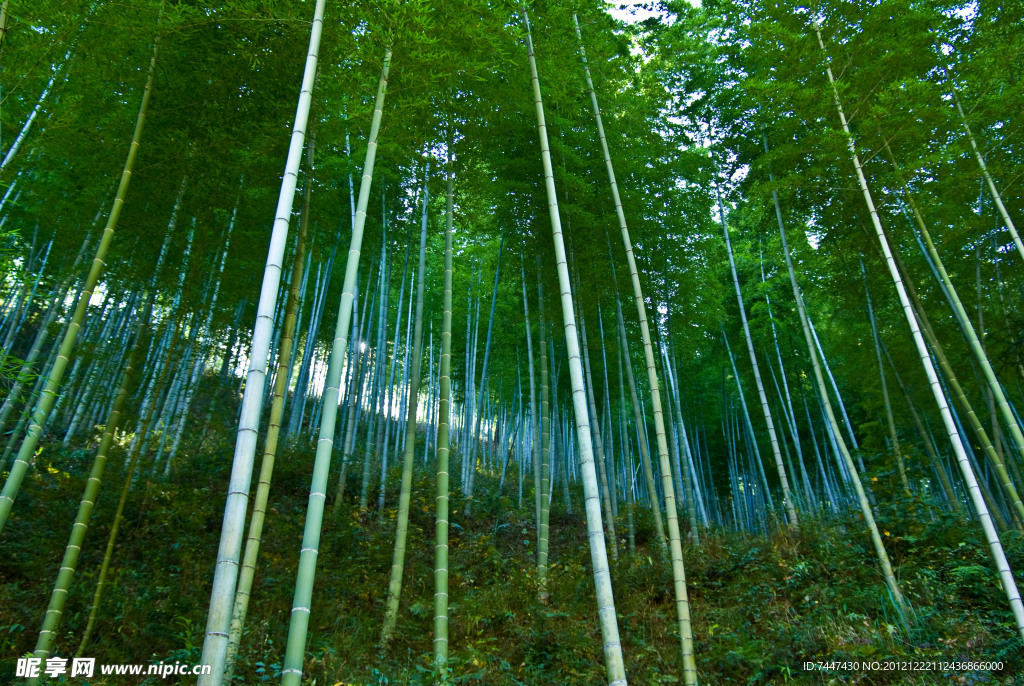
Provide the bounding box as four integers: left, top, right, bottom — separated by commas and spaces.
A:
580, 15, 678, 560
0, 287, 67, 436
950, 91, 1024, 263
814, 21, 1023, 638
198, 3, 325, 681
581, 312, 618, 559
28, 296, 153, 679
223, 138, 312, 681
523, 9, 626, 682
763, 125, 905, 610
886, 160, 1024, 526
862, 261, 910, 494
0, 9, 161, 536
280, 47, 391, 686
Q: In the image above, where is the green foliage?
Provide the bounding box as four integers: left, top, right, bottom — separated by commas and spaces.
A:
3, 0, 1024, 683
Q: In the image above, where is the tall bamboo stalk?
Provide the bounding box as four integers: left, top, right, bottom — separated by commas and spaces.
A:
28, 296, 153, 678
884, 149, 1024, 526
433, 152, 455, 672
579, 15, 680, 564
523, 8, 626, 682
814, 22, 1023, 637
950, 91, 1023, 263
521, 256, 543, 559
718, 187, 798, 528
464, 232, 504, 516
536, 261, 551, 599
223, 137, 313, 681
382, 162, 430, 643
862, 260, 910, 494
198, 3, 324, 681
581, 312, 618, 559
280, 47, 392, 685
763, 127, 905, 610
0, 9, 161, 536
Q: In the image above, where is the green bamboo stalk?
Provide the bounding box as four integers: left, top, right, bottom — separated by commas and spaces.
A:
0, 1, 8, 48
381, 162, 430, 643
718, 189, 798, 529
878, 230, 1015, 527
612, 294, 667, 548
536, 260, 551, 601
76, 307, 183, 657
280, 47, 391, 686
581, 312, 618, 560
576, 29, 698, 668
522, 8, 626, 682
950, 91, 1023, 263
0, 341, 58, 472
764, 126, 905, 611
464, 232, 504, 516
433, 153, 455, 674
521, 256, 542, 545
661, 339, 701, 543
198, 5, 327, 681
862, 260, 911, 495
223, 139, 312, 681
616, 329, 636, 553
815, 21, 1023, 638
28, 297, 152, 678
0, 251, 88, 438
870, 225, 993, 512
0, 12, 161, 536
885, 147, 1024, 526
881, 334, 961, 508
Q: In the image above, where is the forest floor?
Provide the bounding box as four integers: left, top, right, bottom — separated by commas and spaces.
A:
1, 436, 1022, 685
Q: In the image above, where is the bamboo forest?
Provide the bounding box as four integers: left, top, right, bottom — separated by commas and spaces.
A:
1, 0, 1024, 683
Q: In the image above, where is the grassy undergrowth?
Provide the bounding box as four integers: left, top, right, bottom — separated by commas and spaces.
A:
1, 435, 1022, 685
